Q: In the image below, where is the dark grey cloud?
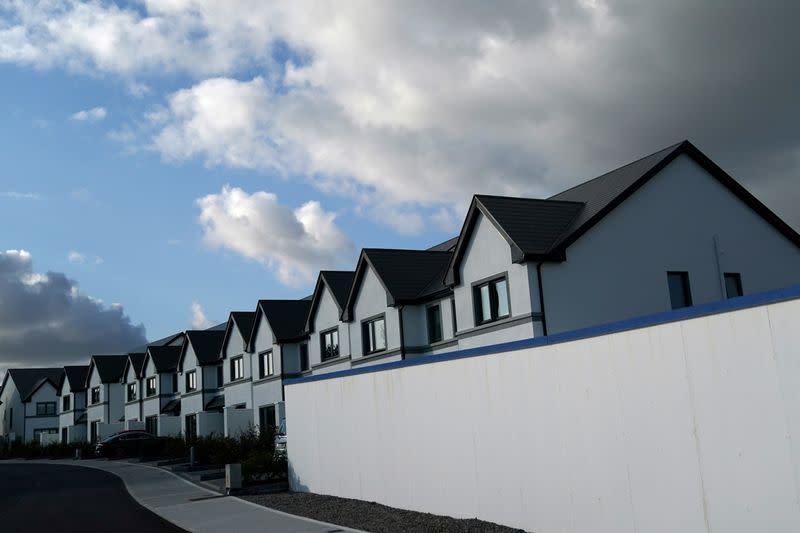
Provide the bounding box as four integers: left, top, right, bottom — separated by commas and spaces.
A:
0, 250, 147, 378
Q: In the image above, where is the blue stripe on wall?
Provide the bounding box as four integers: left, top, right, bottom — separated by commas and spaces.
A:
285, 283, 800, 386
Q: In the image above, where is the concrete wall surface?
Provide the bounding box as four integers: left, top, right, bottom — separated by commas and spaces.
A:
286, 287, 800, 533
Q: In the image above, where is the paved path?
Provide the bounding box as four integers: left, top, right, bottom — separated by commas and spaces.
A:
5, 459, 360, 533
0, 462, 185, 532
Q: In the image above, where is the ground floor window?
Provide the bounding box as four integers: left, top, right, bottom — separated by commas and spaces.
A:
145, 415, 158, 436
33, 428, 58, 442
258, 405, 276, 432
62, 427, 68, 444
90, 421, 99, 443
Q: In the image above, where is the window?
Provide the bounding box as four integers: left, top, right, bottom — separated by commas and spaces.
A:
320, 328, 340, 361
36, 402, 56, 416
216, 366, 223, 388
145, 415, 158, 436
259, 405, 276, 431
724, 272, 743, 299
427, 304, 443, 344
451, 297, 458, 335
667, 271, 693, 309
230, 356, 244, 381
62, 395, 71, 412
259, 351, 274, 378
362, 315, 387, 355
172, 373, 178, 393
61, 427, 68, 444
127, 382, 137, 402
33, 428, 58, 442
91, 386, 100, 405
299, 343, 309, 371
90, 421, 99, 443
473, 277, 510, 325
146, 376, 157, 397
185, 370, 197, 392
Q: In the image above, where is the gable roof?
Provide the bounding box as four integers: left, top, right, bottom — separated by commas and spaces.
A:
87, 355, 128, 385
427, 236, 459, 252
63, 365, 90, 393
446, 140, 800, 284
220, 311, 256, 357
2, 368, 65, 402
127, 330, 184, 354
305, 270, 355, 332
250, 299, 312, 347
122, 353, 146, 381
181, 329, 226, 368
144, 345, 182, 374
343, 249, 453, 320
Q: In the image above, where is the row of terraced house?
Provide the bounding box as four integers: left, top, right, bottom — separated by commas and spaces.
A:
2, 140, 800, 445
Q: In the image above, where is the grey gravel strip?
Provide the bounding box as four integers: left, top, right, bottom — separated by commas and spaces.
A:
240, 492, 528, 533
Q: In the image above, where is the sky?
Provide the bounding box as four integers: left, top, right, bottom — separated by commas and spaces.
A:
1, 1, 799, 375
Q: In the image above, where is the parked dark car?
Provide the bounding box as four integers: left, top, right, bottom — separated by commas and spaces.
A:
94, 430, 160, 457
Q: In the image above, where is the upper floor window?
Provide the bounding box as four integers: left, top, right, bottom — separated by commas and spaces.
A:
185, 370, 197, 392
91, 386, 101, 405
300, 343, 309, 372
146, 376, 157, 397
230, 356, 244, 381
37, 401, 56, 416
362, 315, 387, 355
427, 304, 443, 344
667, 271, 693, 309
127, 382, 137, 402
216, 366, 223, 388
259, 351, 274, 379
724, 272, 743, 299
320, 328, 340, 361
62, 395, 71, 412
473, 276, 510, 325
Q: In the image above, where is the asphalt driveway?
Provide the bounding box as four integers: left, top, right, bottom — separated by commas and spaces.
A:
0, 462, 185, 533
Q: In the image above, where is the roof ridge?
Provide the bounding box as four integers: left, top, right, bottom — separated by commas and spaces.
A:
476, 194, 585, 206
549, 140, 685, 199
363, 247, 453, 254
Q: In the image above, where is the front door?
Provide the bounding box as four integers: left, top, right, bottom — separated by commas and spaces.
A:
185, 414, 197, 440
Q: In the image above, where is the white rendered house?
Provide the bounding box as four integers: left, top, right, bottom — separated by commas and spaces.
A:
85, 355, 127, 442
248, 299, 311, 433
220, 311, 256, 437
178, 327, 227, 439
58, 365, 89, 443
0, 368, 64, 443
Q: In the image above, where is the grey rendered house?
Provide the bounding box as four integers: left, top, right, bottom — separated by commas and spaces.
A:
85, 355, 127, 442
340, 248, 458, 369
304, 271, 355, 376
58, 365, 89, 443
220, 311, 256, 436
122, 353, 146, 430
178, 328, 227, 439
444, 140, 800, 346
0, 368, 65, 443
248, 299, 311, 432
141, 344, 183, 436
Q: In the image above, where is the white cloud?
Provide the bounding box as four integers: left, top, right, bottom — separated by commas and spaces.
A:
190, 301, 212, 329
67, 251, 103, 265
196, 186, 354, 286
3, 2, 800, 230
67, 251, 86, 264
71, 106, 107, 121
0, 191, 39, 200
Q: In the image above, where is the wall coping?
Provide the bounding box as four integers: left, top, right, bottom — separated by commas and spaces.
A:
285, 283, 800, 386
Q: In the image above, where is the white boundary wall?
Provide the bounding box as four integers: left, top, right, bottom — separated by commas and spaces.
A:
286, 295, 800, 533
